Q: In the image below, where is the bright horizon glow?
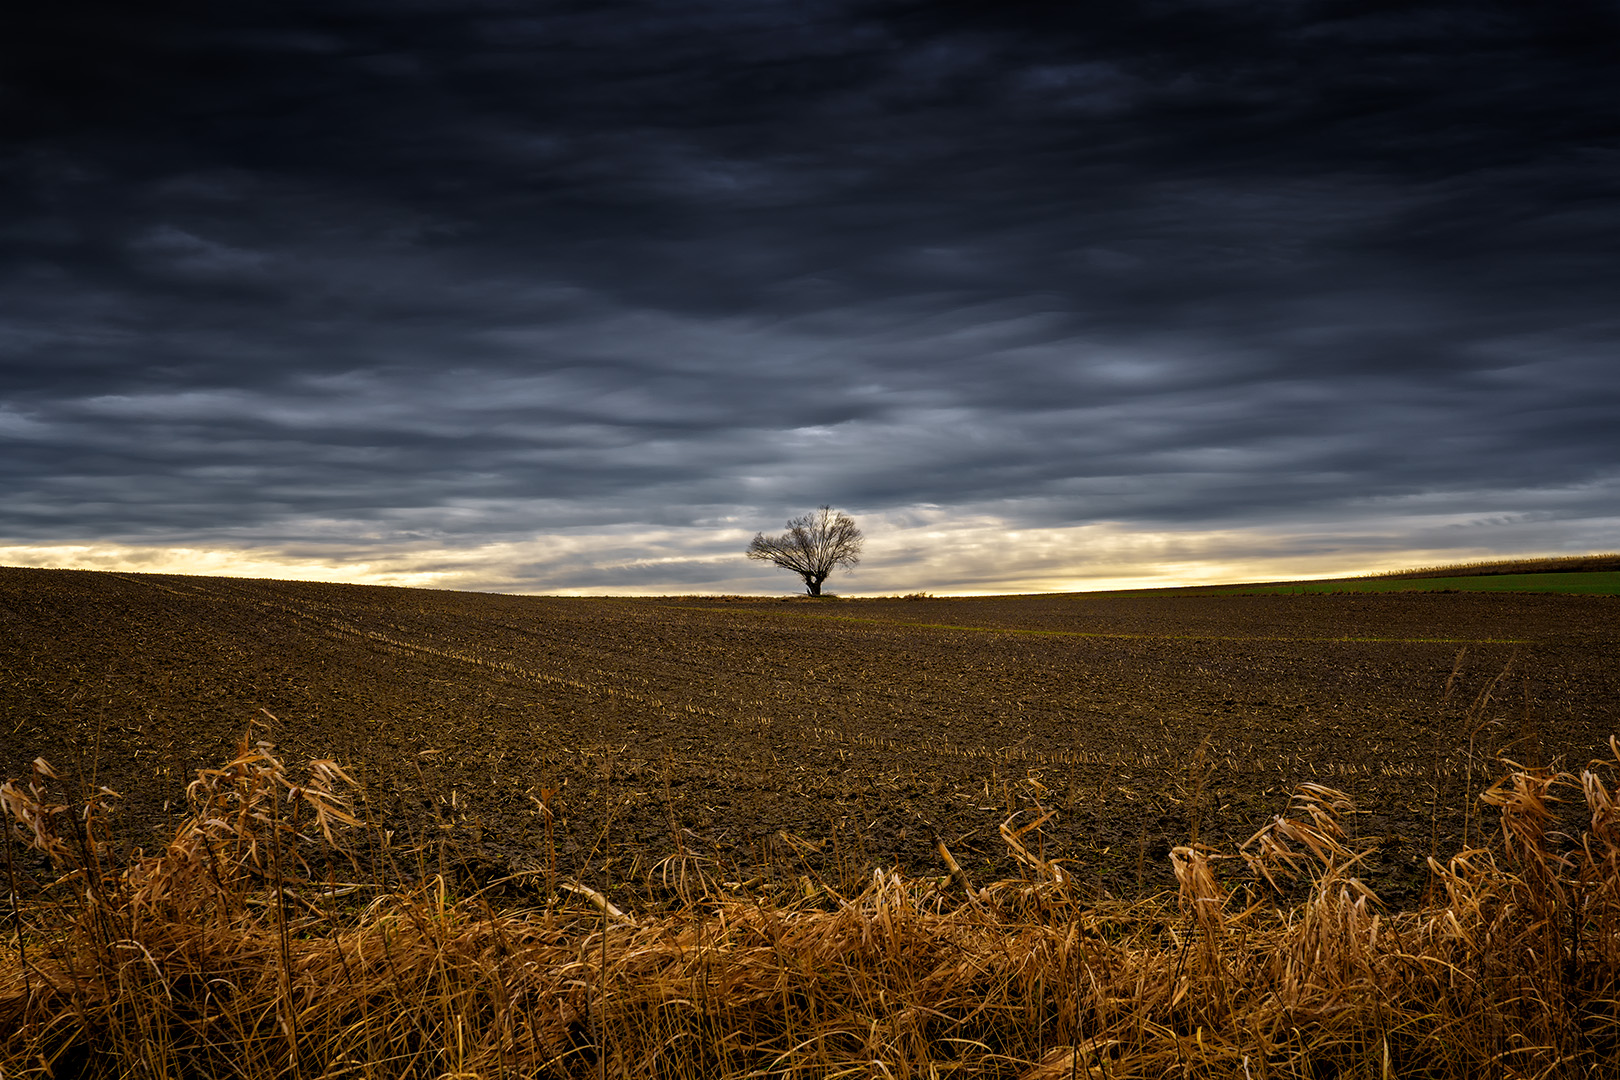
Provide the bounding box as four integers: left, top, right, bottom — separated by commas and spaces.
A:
0, 524, 1583, 598
0, 545, 459, 589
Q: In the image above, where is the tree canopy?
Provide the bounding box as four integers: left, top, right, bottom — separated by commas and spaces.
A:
745, 506, 864, 596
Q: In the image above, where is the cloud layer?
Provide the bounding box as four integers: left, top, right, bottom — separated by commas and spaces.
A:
3, 2, 1616, 592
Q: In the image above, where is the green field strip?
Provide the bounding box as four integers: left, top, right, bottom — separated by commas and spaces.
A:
674, 605, 1530, 644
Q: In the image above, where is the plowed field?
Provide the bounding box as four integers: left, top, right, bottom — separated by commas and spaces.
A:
3, 566, 1617, 902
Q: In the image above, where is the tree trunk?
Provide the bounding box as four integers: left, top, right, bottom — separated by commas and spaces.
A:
804, 577, 821, 597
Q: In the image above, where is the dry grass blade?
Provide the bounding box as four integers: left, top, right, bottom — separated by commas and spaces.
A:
1240, 783, 1359, 892
1000, 809, 1072, 888
560, 881, 633, 924
0, 760, 72, 866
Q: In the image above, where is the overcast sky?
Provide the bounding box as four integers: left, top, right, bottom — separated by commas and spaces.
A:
3, 1, 1616, 594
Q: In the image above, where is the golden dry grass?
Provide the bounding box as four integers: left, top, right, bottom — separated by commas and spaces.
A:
4, 726, 1619, 1079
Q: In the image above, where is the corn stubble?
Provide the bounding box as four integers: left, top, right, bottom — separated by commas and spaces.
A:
3, 731, 1618, 1079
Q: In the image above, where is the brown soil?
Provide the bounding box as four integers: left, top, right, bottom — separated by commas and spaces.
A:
3, 566, 1617, 903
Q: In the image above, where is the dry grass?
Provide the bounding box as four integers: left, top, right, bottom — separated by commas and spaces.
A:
4, 725, 1620, 1079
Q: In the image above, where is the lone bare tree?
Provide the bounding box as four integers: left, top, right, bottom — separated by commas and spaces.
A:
746, 506, 864, 596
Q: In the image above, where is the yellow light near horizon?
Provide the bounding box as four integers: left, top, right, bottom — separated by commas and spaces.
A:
0, 535, 1550, 598
0, 544, 455, 589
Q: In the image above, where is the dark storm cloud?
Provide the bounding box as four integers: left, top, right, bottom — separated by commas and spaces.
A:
2, 1, 1617, 584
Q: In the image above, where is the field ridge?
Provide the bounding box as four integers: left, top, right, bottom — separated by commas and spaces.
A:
1369, 551, 1620, 578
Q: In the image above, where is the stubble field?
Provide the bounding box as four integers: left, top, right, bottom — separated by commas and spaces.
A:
4, 565, 1616, 904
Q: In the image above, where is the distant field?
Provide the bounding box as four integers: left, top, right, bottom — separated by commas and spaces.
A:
1371, 552, 1620, 578
1186, 571, 1620, 596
